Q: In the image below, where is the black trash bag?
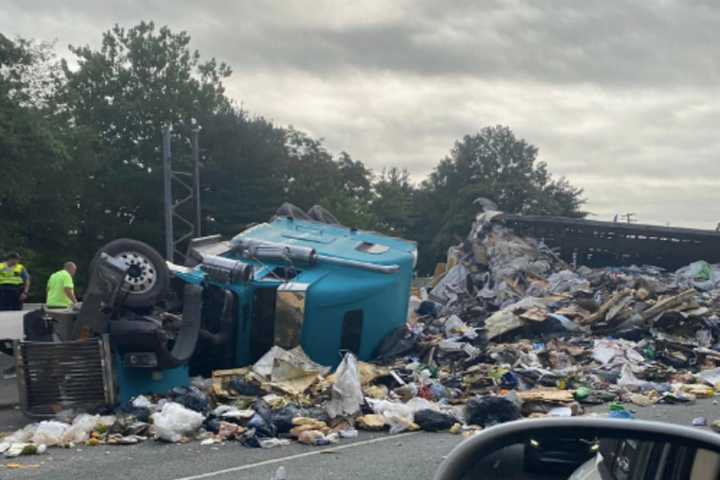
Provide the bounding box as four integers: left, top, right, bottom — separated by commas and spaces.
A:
414, 409, 456, 432
465, 396, 521, 427
247, 414, 276, 438
373, 326, 419, 362
204, 418, 222, 434
169, 386, 209, 414
297, 406, 331, 424
240, 428, 262, 448
271, 405, 301, 434
416, 301, 438, 317
116, 404, 151, 423
252, 399, 273, 422
229, 379, 266, 396
248, 399, 276, 438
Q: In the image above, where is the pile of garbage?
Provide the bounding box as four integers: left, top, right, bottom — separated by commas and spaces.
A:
6, 205, 720, 456
0, 347, 472, 457
407, 206, 720, 413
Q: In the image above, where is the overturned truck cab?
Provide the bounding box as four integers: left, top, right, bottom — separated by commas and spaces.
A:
15, 204, 417, 416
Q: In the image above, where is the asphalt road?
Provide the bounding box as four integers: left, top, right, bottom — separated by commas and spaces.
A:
2, 399, 720, 480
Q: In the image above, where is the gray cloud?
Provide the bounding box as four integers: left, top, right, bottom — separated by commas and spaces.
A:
2, 0, 720, 228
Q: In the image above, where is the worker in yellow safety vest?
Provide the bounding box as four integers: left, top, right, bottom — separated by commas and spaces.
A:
0, 252, 30, 311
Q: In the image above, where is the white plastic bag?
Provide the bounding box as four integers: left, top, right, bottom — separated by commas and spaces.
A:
62, 414, 100, 444
31, 420, 70, 446
258, 438, 291, 448
368, 397, 436, 434
132, 395, 154, 409
150, 402, 205, 442
326, 353, 363, 418
3, 423, 38, 443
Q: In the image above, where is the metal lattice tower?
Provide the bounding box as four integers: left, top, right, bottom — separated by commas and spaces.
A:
162, 124, 202, 262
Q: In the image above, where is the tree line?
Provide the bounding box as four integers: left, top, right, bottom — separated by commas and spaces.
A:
0, 22, 585, 299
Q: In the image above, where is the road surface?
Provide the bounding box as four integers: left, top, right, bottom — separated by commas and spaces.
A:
1, 399, 720, 480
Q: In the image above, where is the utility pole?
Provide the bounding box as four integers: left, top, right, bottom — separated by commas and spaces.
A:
162, 125, 174, 261
192, 126, 202, 238
161, 123, 202, 262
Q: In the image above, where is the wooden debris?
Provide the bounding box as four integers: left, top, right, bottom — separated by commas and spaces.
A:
641, 289, 696, 321
516, 389, 575, 403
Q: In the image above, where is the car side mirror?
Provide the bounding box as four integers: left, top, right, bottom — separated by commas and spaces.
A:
434, 418, 720, 480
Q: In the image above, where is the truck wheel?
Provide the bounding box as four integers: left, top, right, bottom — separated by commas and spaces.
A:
93, 239, 169, 308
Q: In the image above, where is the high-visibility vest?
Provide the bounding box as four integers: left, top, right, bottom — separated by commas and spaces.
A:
0, 262, 26, 286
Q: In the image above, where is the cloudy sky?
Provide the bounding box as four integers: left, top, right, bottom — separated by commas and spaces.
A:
2, 0, 719, 228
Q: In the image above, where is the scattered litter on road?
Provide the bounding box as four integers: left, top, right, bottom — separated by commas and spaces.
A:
692, 416, 707, 427
7, 204, 720, 455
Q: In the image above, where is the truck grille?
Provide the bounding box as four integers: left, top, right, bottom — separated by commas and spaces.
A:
15, 336, 115, 418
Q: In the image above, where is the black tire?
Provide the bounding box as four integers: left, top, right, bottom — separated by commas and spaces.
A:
93, 239, 169, 308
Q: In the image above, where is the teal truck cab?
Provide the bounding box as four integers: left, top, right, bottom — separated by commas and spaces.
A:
13, 204, 417, 414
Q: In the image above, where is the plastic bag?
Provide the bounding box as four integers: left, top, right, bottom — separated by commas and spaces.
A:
676, 260, 720, 291
3, 424, 38, 444
271, 466, 288, 480
373, 326, 419, 361
212, 405, 255, 423
326, 353, 363, 418
465, 396, 521, 427
368, 398, 436, 434
132, 395, 154, 409
62, 414, 100, 444
169, 386, 209, 414
271, 405, 301, 434
259, 438, 291, 448
150, 402, 205, 443
546, 270, 590, 294
413, 409, 456, 432
31, 420, 70, 446
247, 398, 277, 438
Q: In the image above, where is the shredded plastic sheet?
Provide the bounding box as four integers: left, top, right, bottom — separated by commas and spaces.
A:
326, 353, 363, 418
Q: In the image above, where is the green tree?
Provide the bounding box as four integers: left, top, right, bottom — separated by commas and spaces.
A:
0, 35, 83, 299
284, 129, 375, 228
370, 167, 415, 236
201, 109, 290, 236
411, 125, 585, 273
59, 21, 232, 259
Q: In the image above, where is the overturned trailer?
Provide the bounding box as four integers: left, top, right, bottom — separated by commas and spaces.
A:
496, 214, 720, 270
15, 204, 416, 416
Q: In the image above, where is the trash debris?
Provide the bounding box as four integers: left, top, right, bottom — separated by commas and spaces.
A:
150, 402, 205, 443
8, 204, 720, 455
326, 353, 363, 418
272, 466, 288, 480
465, 397, 522, 427
259, 438, 291, 448
692, 416, 707, 427
711, 420, 720, 433
608, 403, 634, 420
356, 414, 386, 431
413, 410, 456, 432
31, 421, 69, 447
